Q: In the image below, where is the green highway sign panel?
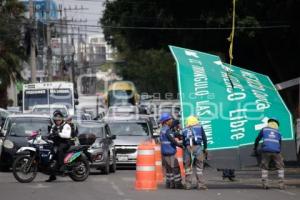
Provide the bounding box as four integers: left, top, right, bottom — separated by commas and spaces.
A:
169, 46, 294, 150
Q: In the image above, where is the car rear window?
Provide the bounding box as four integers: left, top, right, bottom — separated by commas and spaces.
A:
78, 124, 104, 138
9, 118, 51, 137
108, 122, 149, 136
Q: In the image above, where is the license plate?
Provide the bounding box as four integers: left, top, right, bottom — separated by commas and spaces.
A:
118, 155, 128, 161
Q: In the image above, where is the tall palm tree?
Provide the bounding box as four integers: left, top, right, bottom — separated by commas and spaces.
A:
0, 0, 26, 107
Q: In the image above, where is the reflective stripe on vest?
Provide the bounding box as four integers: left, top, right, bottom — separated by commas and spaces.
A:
183, 125, 203, 146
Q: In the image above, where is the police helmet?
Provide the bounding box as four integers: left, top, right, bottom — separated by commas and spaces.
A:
53, 110, 64, 120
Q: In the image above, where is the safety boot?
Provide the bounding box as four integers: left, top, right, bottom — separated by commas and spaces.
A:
197, 184, 208, 190
185, 183, 192, 190
165, 182, 170, 189
174, 182, 184, 189
170, 181, 175, 189
279, 182, 286, 190
45, 175, 56, 182
262, 182, 270, 190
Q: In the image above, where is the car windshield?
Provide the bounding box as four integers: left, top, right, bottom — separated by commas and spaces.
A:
108, 122, 149, 136
108, 90, 135, 107
9, 118, 51, 137
77, 124, 104, 138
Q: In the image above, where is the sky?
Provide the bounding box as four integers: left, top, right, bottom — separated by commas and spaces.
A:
56, 0, 105, 36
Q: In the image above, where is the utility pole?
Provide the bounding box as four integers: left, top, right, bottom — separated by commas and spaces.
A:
46, 0, 52, 81
64, 8, 71, 81
29, 0, 37, 82
77, 26, 81, 74
59, 4, 64, 80
71, 25, 77, 91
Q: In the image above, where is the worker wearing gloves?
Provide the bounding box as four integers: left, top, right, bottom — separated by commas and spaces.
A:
182, 116, 208, 190
254, 117, 285, 190
160, 112, 184, 189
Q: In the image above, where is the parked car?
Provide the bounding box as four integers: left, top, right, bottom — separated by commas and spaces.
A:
105, 115, 152, 165
0, 114, 52, 171
77, 121, 117, 174
32, 104, 69, 117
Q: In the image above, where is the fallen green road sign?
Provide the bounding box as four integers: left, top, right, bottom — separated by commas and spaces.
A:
169, 46, 294, 152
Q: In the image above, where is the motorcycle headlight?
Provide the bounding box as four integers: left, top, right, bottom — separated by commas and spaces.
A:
3, 140, 14, 149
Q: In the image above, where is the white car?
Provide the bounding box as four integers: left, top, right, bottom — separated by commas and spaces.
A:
31, 104, 69, 117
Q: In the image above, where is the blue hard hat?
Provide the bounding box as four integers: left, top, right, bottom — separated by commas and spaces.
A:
160, 112, 172, 123
268, 117, 280, 126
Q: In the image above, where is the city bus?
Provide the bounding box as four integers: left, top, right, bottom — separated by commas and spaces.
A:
23, 82, 76, 115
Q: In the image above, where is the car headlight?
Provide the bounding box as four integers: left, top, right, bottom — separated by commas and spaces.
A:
3, 140, 14, 149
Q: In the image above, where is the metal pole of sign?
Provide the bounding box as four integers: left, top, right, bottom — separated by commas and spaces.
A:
275, 77, 300, 158
296, 79, 300, 161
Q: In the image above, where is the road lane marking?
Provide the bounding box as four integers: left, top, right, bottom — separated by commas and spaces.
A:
110, 181, 125, 196
90, 177, 109, 182
122, 177, 135, 182
26, 183, 49, 189
275, 189, 296, 196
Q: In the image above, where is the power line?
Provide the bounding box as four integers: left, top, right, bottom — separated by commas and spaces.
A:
52, 23, 291, 30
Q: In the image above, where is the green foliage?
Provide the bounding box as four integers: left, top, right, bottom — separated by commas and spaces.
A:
117, 49, 177, 95
100, 0, 300, 105
0, 0, 26, 107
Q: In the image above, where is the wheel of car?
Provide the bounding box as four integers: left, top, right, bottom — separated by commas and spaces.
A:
101, 154, 110, 175
110, 153, 116, 173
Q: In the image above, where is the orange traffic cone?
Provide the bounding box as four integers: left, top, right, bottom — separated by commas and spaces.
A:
135, 143, 157, 190
176, 147, 185, 177
154, 144, 164, 184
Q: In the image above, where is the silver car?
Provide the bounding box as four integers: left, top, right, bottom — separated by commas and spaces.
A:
106, 117, 152, 165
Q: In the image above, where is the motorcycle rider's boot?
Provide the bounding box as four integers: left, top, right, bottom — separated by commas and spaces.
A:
45, 175, 57, 182
59, 165, 66, 172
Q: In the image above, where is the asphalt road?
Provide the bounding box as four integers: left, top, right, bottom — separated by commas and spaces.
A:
0, 168, 300, 200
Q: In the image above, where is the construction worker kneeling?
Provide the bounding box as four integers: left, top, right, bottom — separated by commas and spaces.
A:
159, 113, 184, 189
182, 116, 208, 190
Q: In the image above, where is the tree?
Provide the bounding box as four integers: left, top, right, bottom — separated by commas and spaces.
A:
101, 0, 300, 113
0, 0, 26, 107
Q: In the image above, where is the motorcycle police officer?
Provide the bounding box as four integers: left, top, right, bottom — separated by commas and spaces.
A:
254, 117, 285, 190
182, 116, 208, 190
46, 110, 72, 182
160, 112, 184, 189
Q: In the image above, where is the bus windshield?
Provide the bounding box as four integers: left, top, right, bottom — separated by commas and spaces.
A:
49, 89, 73, 109
108, 90, 134, 107
24, 89, 48, 110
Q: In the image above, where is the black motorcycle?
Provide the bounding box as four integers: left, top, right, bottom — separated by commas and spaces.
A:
12, 131, 94, 183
